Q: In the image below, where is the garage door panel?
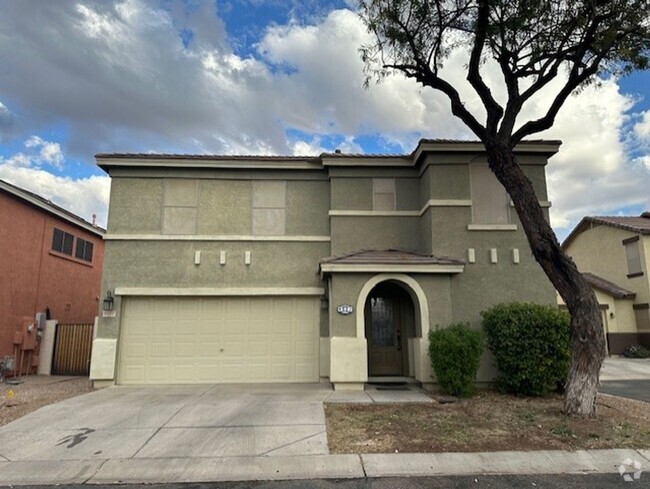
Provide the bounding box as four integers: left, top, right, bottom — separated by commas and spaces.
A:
151, 342, 172, 358
295, 340, 314, 356
271, 363, 291, 380
117, 296, 319, 384
174, 342, 196, 357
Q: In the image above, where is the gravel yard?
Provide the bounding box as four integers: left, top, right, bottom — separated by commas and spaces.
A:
326, 391, 650, 453
0, 376, 93, 427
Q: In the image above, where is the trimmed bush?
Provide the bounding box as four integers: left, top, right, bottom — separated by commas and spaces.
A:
428, 323, 484, 397
622, 344, 650, 359
482, 302, 570, 396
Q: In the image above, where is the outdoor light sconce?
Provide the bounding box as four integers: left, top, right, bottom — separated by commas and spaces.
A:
103, 291, 114, 312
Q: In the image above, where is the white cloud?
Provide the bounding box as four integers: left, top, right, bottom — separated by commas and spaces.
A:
2, 135, 65, 169
0, 164, 110, 227
634, 110, 650, 141
24, 136, 64, 168
537, 79, 650, 229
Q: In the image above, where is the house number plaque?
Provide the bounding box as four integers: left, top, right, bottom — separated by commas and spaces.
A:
336, 304, 354, 315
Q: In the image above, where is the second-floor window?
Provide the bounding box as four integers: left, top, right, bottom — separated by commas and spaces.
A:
624, 237, 643, 277
52, 228, 74, 255
52, 228, 94, 263
75, 238, 94, 262
470, 164, 510, 224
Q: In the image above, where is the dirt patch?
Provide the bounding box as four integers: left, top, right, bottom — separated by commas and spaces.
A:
325, 391, 650, 453
0, 376, 93, 427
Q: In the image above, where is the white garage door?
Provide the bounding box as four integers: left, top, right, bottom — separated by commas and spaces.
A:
117, 296, 320, 384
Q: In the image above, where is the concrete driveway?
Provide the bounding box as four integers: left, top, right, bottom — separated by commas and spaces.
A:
600, 357, 650, 402
0, 383, 332, 461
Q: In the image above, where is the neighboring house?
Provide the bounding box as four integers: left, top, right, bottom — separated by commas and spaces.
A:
0, 179, 105, 363
561, 213, 650, 354
89, 139, 558, 390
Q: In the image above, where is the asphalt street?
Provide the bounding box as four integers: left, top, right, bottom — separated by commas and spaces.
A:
1, 474, 641, 489
601, 379, 650, 402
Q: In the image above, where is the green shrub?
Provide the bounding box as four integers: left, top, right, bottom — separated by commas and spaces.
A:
428, 323, 484, 397
622, 344, 650, 359
482, 302, 570, 396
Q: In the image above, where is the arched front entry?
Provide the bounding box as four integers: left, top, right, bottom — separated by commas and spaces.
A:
364, 281, 415, 376
355, 274, 431, 381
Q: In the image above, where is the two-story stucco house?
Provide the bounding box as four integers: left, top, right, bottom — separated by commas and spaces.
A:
561, 213, 650, 354
89, 139, 558, 390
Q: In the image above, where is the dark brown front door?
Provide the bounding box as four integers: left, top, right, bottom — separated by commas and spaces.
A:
367, 294, 403, 376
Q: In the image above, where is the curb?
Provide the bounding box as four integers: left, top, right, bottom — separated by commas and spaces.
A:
0, 449, 648, 485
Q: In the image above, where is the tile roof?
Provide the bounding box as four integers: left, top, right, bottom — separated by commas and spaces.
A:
320, 249, 464, 266
95, 153, 320, 161
0, 179, 105, 236
563, 212, 650, 248
583, 214, 650, 234
97, 139, 561, 161
582, 272, 636, 300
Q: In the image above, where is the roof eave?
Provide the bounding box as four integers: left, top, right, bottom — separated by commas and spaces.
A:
413, 140, 562, 165
95, 156, 324, 173
319, 263, 465, 277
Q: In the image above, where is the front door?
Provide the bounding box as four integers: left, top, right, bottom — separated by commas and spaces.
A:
366, 294, 403, 376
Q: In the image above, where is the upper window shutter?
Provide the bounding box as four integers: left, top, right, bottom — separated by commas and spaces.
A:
373, 178, 396, 211
470, 164, 510, 224
625, 240, 643, 275
252, 181, 286, 235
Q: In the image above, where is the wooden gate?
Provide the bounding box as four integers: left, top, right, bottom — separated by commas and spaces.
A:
51, 323, 94, 376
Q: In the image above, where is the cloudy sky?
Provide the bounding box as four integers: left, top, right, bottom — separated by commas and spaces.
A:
1, 0, 649, 239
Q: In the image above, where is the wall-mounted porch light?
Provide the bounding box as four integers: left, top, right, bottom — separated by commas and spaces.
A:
103, 291, 114, 312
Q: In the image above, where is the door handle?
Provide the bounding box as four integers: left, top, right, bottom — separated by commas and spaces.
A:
396, 330, 402, 351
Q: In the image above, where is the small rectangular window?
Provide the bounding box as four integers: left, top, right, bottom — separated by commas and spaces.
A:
52, 228, 63, 252
75, 238, 94, 262
52, 228, 74, 256
62, 233, 73, 255
625, 240, 643, 276
373, 178, 396, 211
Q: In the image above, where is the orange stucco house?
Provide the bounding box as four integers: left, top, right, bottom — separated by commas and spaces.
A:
0, 179, 105, 363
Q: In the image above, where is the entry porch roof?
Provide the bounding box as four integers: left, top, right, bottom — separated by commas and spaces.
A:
319, 249, 465, 275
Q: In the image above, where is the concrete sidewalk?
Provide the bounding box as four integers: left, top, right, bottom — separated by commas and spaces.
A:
0, 449, 648, 485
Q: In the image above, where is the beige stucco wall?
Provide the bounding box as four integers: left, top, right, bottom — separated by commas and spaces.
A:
107, 178, 164, 233
108, 177, 330, 237
557, 289, 637, 334
564, 225, 650, 306
330, 216, 421, 256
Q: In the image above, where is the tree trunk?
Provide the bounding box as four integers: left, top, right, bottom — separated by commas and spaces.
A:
485, 141, 606, 417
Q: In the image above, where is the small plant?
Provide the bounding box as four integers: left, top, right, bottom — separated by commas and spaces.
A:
482, 302, 570, 396
550, 424, 575, 438
428, 323, 484, 397
622, 344, 650, 359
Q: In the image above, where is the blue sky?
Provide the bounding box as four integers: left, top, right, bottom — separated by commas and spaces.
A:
0, 0, 649, 239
